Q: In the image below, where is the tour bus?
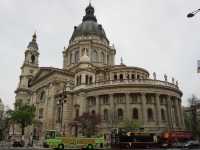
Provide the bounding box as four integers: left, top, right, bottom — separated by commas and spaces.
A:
43, 130, 105, 150
111, 128, 159, 149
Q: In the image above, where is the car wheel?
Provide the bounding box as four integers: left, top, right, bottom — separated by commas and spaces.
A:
58, 144, 64, 150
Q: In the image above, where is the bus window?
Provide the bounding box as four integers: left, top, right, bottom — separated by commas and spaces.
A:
45, 130, 56, 139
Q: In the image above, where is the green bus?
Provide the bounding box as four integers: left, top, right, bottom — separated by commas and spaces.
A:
43, 130, 105, 150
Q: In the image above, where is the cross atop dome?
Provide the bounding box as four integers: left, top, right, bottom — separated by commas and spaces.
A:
82, 3, 97, 22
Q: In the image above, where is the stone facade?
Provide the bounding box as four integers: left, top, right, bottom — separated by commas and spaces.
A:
15, 4, 185, 139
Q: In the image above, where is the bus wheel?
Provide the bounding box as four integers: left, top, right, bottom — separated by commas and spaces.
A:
87, 144, 94, 150
58, 144, 64, 150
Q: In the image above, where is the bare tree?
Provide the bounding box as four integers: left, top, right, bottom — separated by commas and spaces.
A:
187, 95, 200, 139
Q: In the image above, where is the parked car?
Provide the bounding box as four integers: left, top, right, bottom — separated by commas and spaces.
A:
184, 140, 200, 149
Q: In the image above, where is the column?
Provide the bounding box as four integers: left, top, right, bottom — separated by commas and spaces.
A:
109, 94, 115, 127
96, 96, 100, 115
79, 92, 86, 116
175, 97, 181, 129
63, 95, 73, 136
125, 93, 130, 120
155, 94, 161, 126
141, 93, 147, 125
166, 95, 172, 129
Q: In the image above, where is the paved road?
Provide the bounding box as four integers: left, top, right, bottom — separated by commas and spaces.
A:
0, 147, 200, 150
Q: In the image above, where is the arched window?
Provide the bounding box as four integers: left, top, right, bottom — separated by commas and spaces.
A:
119, 74, 123, 81
132, 108, 139, 120
40, 91, 45, 102
39, 108, 44, 119
101, 52, 105, 64
147, 108, 154, 121
70, 53, 73, 64
117, 108, 123, 120
85, 75, 89, 85
107, 55, 110, 64
161, 109, 166, 121
103, 109, 109, 121
137, 74, 140, 79
28, 79, 32, 87
75, 109, 79, 118
79, 75, 82, 85
131, 74, 135, 80
91, 110, 96, 115
75, 51, 79, 64
114, 74, 117, 80
92, 50, 98, 62
76, 76, 79, 85
89, 76, 93, 84
31, 55, 35, 63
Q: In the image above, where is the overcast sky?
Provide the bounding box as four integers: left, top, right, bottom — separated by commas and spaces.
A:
0, 0, 200, 108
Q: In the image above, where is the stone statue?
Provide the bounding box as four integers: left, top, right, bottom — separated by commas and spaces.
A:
153, 72, 156, 80
176, 80, 178, 86
164, 74, 167, 82
172, 77, 175, 84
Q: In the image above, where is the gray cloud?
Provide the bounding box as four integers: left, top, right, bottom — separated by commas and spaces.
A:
0, 0, 200, 108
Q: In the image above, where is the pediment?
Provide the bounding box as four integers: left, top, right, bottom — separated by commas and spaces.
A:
30, 67, 73, 86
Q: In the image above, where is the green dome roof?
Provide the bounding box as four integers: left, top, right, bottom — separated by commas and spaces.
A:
70, 4, 109, 43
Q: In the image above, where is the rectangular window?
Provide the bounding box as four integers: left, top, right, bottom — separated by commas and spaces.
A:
39, 108, 43, 119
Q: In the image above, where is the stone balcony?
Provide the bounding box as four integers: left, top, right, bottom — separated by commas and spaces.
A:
73, 79, 179, 91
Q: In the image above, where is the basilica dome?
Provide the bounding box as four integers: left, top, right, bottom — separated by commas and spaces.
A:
70, 3, 109, 43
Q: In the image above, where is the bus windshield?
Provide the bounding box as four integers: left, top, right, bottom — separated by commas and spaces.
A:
45, 130, 56, 139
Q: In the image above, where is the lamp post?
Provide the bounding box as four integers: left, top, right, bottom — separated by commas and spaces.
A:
187, 8, 200, 18
57, 83, 67, 135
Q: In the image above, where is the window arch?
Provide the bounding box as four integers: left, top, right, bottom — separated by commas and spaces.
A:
100, 52, 105, 64
92, 50, 98, 62
75, 51, 79, 64
28, 78, 32, 87
132, 108, 139, 120
70, 53, 73, 64
107, 55, 110, 64
161, 108, 166, 121
40, 91, 45, 102
85, 75, 89, 85
114, 74, 117, 80
75, 109, 79, 118
91, 110, 96, 115
119, 74, 123, 81
89, 76, 93, 84
131, 74, 135, 80
117, 108, 123, 120
31, 55, 35, 63
103, 109, 109, 121
79, 75, 82, 85
147, 108, 154, 121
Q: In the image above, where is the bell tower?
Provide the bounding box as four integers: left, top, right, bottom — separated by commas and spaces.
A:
15, 32, 40, 104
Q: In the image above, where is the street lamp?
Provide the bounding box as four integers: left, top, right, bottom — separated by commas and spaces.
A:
187, 8, 200, 18
57, 83, 67, 135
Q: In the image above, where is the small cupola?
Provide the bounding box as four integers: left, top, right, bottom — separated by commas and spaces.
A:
27, 32, 38, 50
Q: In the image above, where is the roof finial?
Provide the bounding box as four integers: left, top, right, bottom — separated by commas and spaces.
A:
32, 31, 37, 41
120, 57, 123, 65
